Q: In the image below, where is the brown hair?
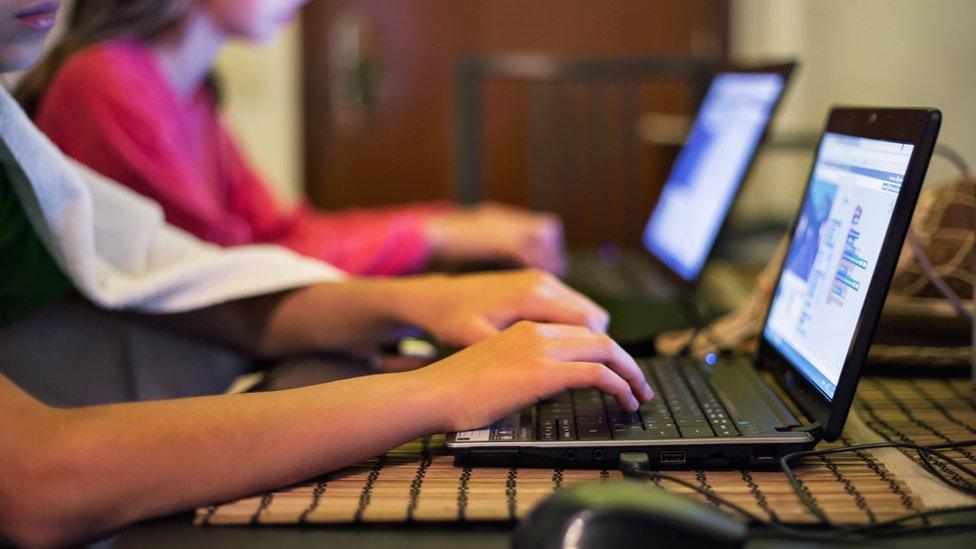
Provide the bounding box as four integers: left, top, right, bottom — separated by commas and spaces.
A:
15, 0, 204, 116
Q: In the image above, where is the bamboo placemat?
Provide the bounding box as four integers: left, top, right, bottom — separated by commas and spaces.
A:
854, 377, 976, 489
196, 377, 974, 527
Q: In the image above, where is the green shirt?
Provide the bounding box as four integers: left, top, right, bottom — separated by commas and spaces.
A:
0, 137, 74, 326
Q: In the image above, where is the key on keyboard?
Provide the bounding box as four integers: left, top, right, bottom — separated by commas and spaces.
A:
529, 357, 740, 441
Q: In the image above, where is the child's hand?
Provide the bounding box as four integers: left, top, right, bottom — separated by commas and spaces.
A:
414, 321, 653, 433
394, 269, 609, 347
425, 202, 567, 275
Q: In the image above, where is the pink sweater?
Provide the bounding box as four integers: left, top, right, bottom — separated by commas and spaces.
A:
35, 39, 444, 275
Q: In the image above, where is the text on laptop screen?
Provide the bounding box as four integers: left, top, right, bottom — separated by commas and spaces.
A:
642, 72, 785, 281
763, 133, 914, 399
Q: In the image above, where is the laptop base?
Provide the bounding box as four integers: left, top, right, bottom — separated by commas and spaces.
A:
447, 357, 816, 469
566, 249, 685, 302
566, 248, 751, 343
451, 438, 814, 469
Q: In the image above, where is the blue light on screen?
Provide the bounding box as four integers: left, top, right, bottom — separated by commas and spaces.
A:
643, 72, 784, 281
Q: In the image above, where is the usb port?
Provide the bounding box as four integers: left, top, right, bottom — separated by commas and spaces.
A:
659, 451, 686, 464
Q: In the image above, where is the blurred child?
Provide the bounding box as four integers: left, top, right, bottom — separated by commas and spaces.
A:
17, 0, 567, 276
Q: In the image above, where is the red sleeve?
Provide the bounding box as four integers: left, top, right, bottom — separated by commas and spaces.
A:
36, 44, 453, 276
212, 120, 297, 239
213, 122, 450, 275
273, 202, 453, 276
34, 48, 254, 246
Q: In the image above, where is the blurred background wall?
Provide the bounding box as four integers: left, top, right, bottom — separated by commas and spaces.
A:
289, 0, 975, 249
11, 0, 975, 253
301, 0, 730, 246
217, 22, 305, 206
730, 0, 976, 228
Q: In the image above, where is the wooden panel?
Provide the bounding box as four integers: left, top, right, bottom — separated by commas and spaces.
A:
303, 0, 475, 208
303, 0, 729, 245
471, 0, 722, 56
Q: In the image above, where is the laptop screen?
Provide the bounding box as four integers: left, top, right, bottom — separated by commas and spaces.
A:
642, 72, 785, 281
763, 133, 915, 399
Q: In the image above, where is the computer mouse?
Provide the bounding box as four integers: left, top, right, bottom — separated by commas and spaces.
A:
513, 479, 746, 549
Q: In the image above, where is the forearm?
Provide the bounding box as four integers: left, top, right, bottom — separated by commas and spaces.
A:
134, 276, 441, 358
136, 268, 603, 359
5, 371, 444, 545
253, 276, 435, 356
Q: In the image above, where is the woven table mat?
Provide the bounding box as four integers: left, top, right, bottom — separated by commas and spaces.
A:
854, 377, 976, 485
197, 377, 974, 527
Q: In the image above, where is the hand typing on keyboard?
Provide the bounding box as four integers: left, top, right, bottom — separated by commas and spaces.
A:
418, 321, 653, 433
391, 269, 609, 347
532, 358, 742, 442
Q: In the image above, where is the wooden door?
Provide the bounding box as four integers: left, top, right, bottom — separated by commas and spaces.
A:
302, 0, 729, 246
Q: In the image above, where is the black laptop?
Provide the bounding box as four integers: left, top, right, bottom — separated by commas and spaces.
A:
448, 107, 941, 467
567, 64, 794, 341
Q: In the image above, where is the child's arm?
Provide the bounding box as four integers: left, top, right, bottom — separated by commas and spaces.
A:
140, 269, 608, 357
0, 321, 650, 547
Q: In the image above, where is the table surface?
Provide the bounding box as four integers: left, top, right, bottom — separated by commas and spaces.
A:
116, 511, 976, 548
114, 371, 976, 547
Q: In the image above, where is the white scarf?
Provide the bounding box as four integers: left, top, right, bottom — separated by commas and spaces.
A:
0, 87, 344, 313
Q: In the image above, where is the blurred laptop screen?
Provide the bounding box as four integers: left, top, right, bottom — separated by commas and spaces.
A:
643, 72, 785, 281
763, 133, 914, 399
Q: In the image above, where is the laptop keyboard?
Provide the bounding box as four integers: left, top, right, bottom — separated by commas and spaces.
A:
534, 358, 741, 441
568, 254, 675, 300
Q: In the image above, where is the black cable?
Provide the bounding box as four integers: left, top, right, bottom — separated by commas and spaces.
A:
620, 461, 976, 540
619, 439, 976, 541
779, 439, 976, 528
617, 463, 948, 541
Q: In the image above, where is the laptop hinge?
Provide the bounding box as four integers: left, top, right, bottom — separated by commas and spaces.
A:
757, 359, 825, 435
790, 421, 824, 440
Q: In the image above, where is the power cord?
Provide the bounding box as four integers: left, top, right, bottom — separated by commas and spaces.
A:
620, 439, 976, 541
778, 439, 976, 526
